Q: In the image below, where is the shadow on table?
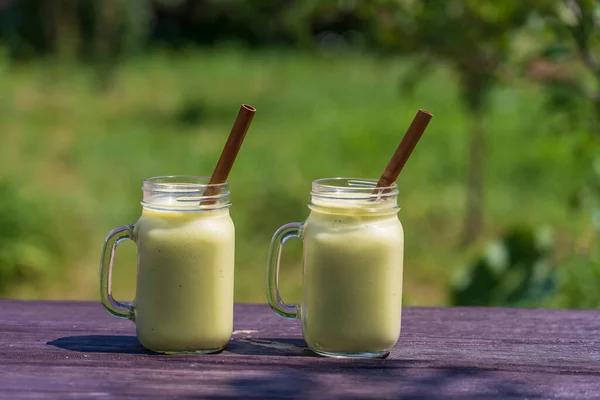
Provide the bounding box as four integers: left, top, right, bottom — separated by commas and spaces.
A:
47, 335, 153, 354
226, 338, 314, 357
47, 335, 311, 357
46, 336, 547, 399
184, 363, 546, 400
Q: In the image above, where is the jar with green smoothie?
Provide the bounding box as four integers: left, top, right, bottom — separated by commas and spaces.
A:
267, 178, 404, 359
100, 176, 235, 354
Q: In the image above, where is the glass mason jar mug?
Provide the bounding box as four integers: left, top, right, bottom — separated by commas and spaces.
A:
267, 178, 404, 358
100, 176, 235, 354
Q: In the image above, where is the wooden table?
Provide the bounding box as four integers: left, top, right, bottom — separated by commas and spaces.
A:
1, 300, 599, 399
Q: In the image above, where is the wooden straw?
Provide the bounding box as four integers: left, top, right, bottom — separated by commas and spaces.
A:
373, 109, 433, 194
202, 104, 256, 204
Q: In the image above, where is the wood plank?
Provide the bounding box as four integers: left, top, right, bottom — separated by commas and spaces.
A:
0, 300, 599, 399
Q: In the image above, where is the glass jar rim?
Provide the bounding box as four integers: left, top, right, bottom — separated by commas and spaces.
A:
142, 175, 228, 192
141, 175, 230, 211
312, 177, 398, 196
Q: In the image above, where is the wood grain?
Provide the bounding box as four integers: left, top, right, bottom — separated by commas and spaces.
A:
1, 301, 599, 399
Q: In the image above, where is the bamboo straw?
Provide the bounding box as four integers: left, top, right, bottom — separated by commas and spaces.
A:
373, 109, 433, 195
202, 104, 256, 204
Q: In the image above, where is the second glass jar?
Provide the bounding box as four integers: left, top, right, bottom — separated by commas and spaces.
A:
267, 178, 404, 358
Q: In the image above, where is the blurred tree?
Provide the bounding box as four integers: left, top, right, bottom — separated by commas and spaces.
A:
450, 225, 557, 306
41, 0, 80, 62
279, 0, 373, 50
531, 0, 600, 306
91, 0, 152, 88
0, 0, 374, 57
151, 0, 296, 48
358, 0, 553, 246
0, 0, 151, 86
533, 0, 600, 133
533, 0, 600, 198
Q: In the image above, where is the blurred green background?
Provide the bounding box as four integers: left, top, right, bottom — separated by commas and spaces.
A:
0, 0, 599, 308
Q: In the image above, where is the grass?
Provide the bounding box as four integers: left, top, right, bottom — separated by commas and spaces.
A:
0, 47, 593, 305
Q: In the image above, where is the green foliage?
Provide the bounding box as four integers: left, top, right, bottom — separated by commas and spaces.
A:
0, 49, 592, 305
532, 0, 600, 131
0, 0, 152, 61
0, 180, 66, 293
0, 0, 597, 307
553, 158, 600, 309
450, 225, 557, 307
554, 256, 600, 309
358, 1, 551, 245
364, 0, 547, 106
528, 2, 600, 311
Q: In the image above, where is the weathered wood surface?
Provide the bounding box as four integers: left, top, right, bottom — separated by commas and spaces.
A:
0, 301, 599, 399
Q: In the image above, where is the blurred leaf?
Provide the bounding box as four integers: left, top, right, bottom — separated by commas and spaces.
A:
0, 179, 66, 293
553, 254, 600, 308
541, 42, 573, 59
450, 225, 558, 307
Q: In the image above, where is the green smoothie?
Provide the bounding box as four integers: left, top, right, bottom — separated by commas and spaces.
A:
133, 207, 235, 353
301, 200, 403, 356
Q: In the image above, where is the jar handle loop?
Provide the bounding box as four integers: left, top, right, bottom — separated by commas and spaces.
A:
100, 225, 136, 320
266, 222, 302, 319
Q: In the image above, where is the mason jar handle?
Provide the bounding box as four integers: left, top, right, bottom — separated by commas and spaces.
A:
100, 225, 135, 320
267, 222, 302, 319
